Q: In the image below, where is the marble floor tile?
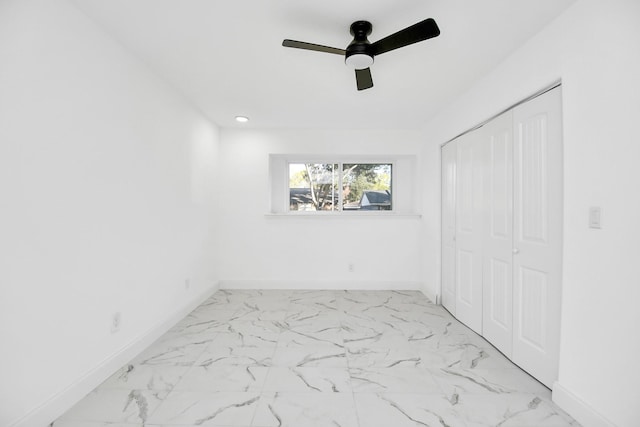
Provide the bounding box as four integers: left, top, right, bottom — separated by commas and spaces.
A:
160, 328, 221, 347
53, 290, 579, 427
174, 365, 269, 392
349, 366, 442, 393
196, 345, 276, 367
430, 365, 551, 396
148, 391, 261, 425
271, 346, 348, 368
384, 307, 457, 325
230, 306, 289, 322
130, 339, 209, 367
52, 422, 144, 427
57, 388, 166, 424
282, 308, 342, 328
355, 392, 578, 427
346, 344, 423, 369
385, 308, 458, 330
336, 291, 393, 307
226, 319, 285, 336
288, 291, 340, 311
209, 323, 281, 348
99, 363, 189, 392
451, 392, 580, 426
286, 300, 341, 314
263, 367, 351, 392
417, 340, 514, 371
340, 306, 407, 325
200, 290, 258, 310
340, 314, 407, 341
277, 327, 344, 348
210, 332, 278, 349
354, 393, 464, 427
252, 392, 359, 427
237, 298, 292, 312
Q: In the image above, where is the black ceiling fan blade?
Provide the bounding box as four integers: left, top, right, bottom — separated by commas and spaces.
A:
370, 18, 440, 56
282, 39, 346, 55
355, 68, 373, 91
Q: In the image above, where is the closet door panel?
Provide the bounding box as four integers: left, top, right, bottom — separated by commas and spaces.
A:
441, 141, 457, 313
481, 111, 514, 357
512, 88, 563, 388
454, 133, 483, 334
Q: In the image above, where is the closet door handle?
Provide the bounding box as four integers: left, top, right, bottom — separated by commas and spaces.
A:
512, 248, 520, 254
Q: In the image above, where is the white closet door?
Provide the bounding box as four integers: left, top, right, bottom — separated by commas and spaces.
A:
512, 88, 563, 388
481, 111, 514, 357
454, 132, 484, 334
441, 140, 457, 314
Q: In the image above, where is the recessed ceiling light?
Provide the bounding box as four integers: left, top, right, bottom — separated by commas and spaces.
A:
235, 115, 249, 123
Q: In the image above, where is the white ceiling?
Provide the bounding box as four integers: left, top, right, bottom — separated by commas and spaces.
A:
71, 0, 576, 130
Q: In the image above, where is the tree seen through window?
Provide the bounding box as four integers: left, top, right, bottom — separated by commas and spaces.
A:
289, 163, 391, 211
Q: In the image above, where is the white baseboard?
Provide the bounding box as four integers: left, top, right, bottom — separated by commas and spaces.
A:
10, 281, 219, 427
552, 381, 615, 427
219, 280, 424, 291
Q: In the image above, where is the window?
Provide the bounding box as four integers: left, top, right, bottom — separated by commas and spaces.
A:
269, 154, 417, 215
288, 162, 392, 212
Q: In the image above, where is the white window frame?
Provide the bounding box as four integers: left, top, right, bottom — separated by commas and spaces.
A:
268, 154, 419, 216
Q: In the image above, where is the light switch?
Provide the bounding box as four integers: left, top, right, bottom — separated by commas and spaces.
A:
589, 206, 602, 229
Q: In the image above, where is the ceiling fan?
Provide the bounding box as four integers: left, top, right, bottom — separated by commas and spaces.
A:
282, 18, 440, 91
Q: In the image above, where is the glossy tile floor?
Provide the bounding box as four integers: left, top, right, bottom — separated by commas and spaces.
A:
53, 290, 579, 427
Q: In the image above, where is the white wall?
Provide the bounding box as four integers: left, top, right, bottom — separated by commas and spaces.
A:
422, 0, 640, 425
0, 1, 220, 425
217, 129, 425, 292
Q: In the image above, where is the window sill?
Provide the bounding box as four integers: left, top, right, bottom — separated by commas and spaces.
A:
265, 212, 422, 219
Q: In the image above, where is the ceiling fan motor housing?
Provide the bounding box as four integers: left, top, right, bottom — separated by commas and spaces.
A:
345, 21, 374, 69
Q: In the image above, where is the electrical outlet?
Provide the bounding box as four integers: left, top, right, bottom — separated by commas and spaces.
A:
348, 263, 355, 272
111, 312, 121, 334
184, 278, 191, 290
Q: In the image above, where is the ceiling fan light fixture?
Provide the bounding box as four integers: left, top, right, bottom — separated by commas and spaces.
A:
345, 53, 374, 70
